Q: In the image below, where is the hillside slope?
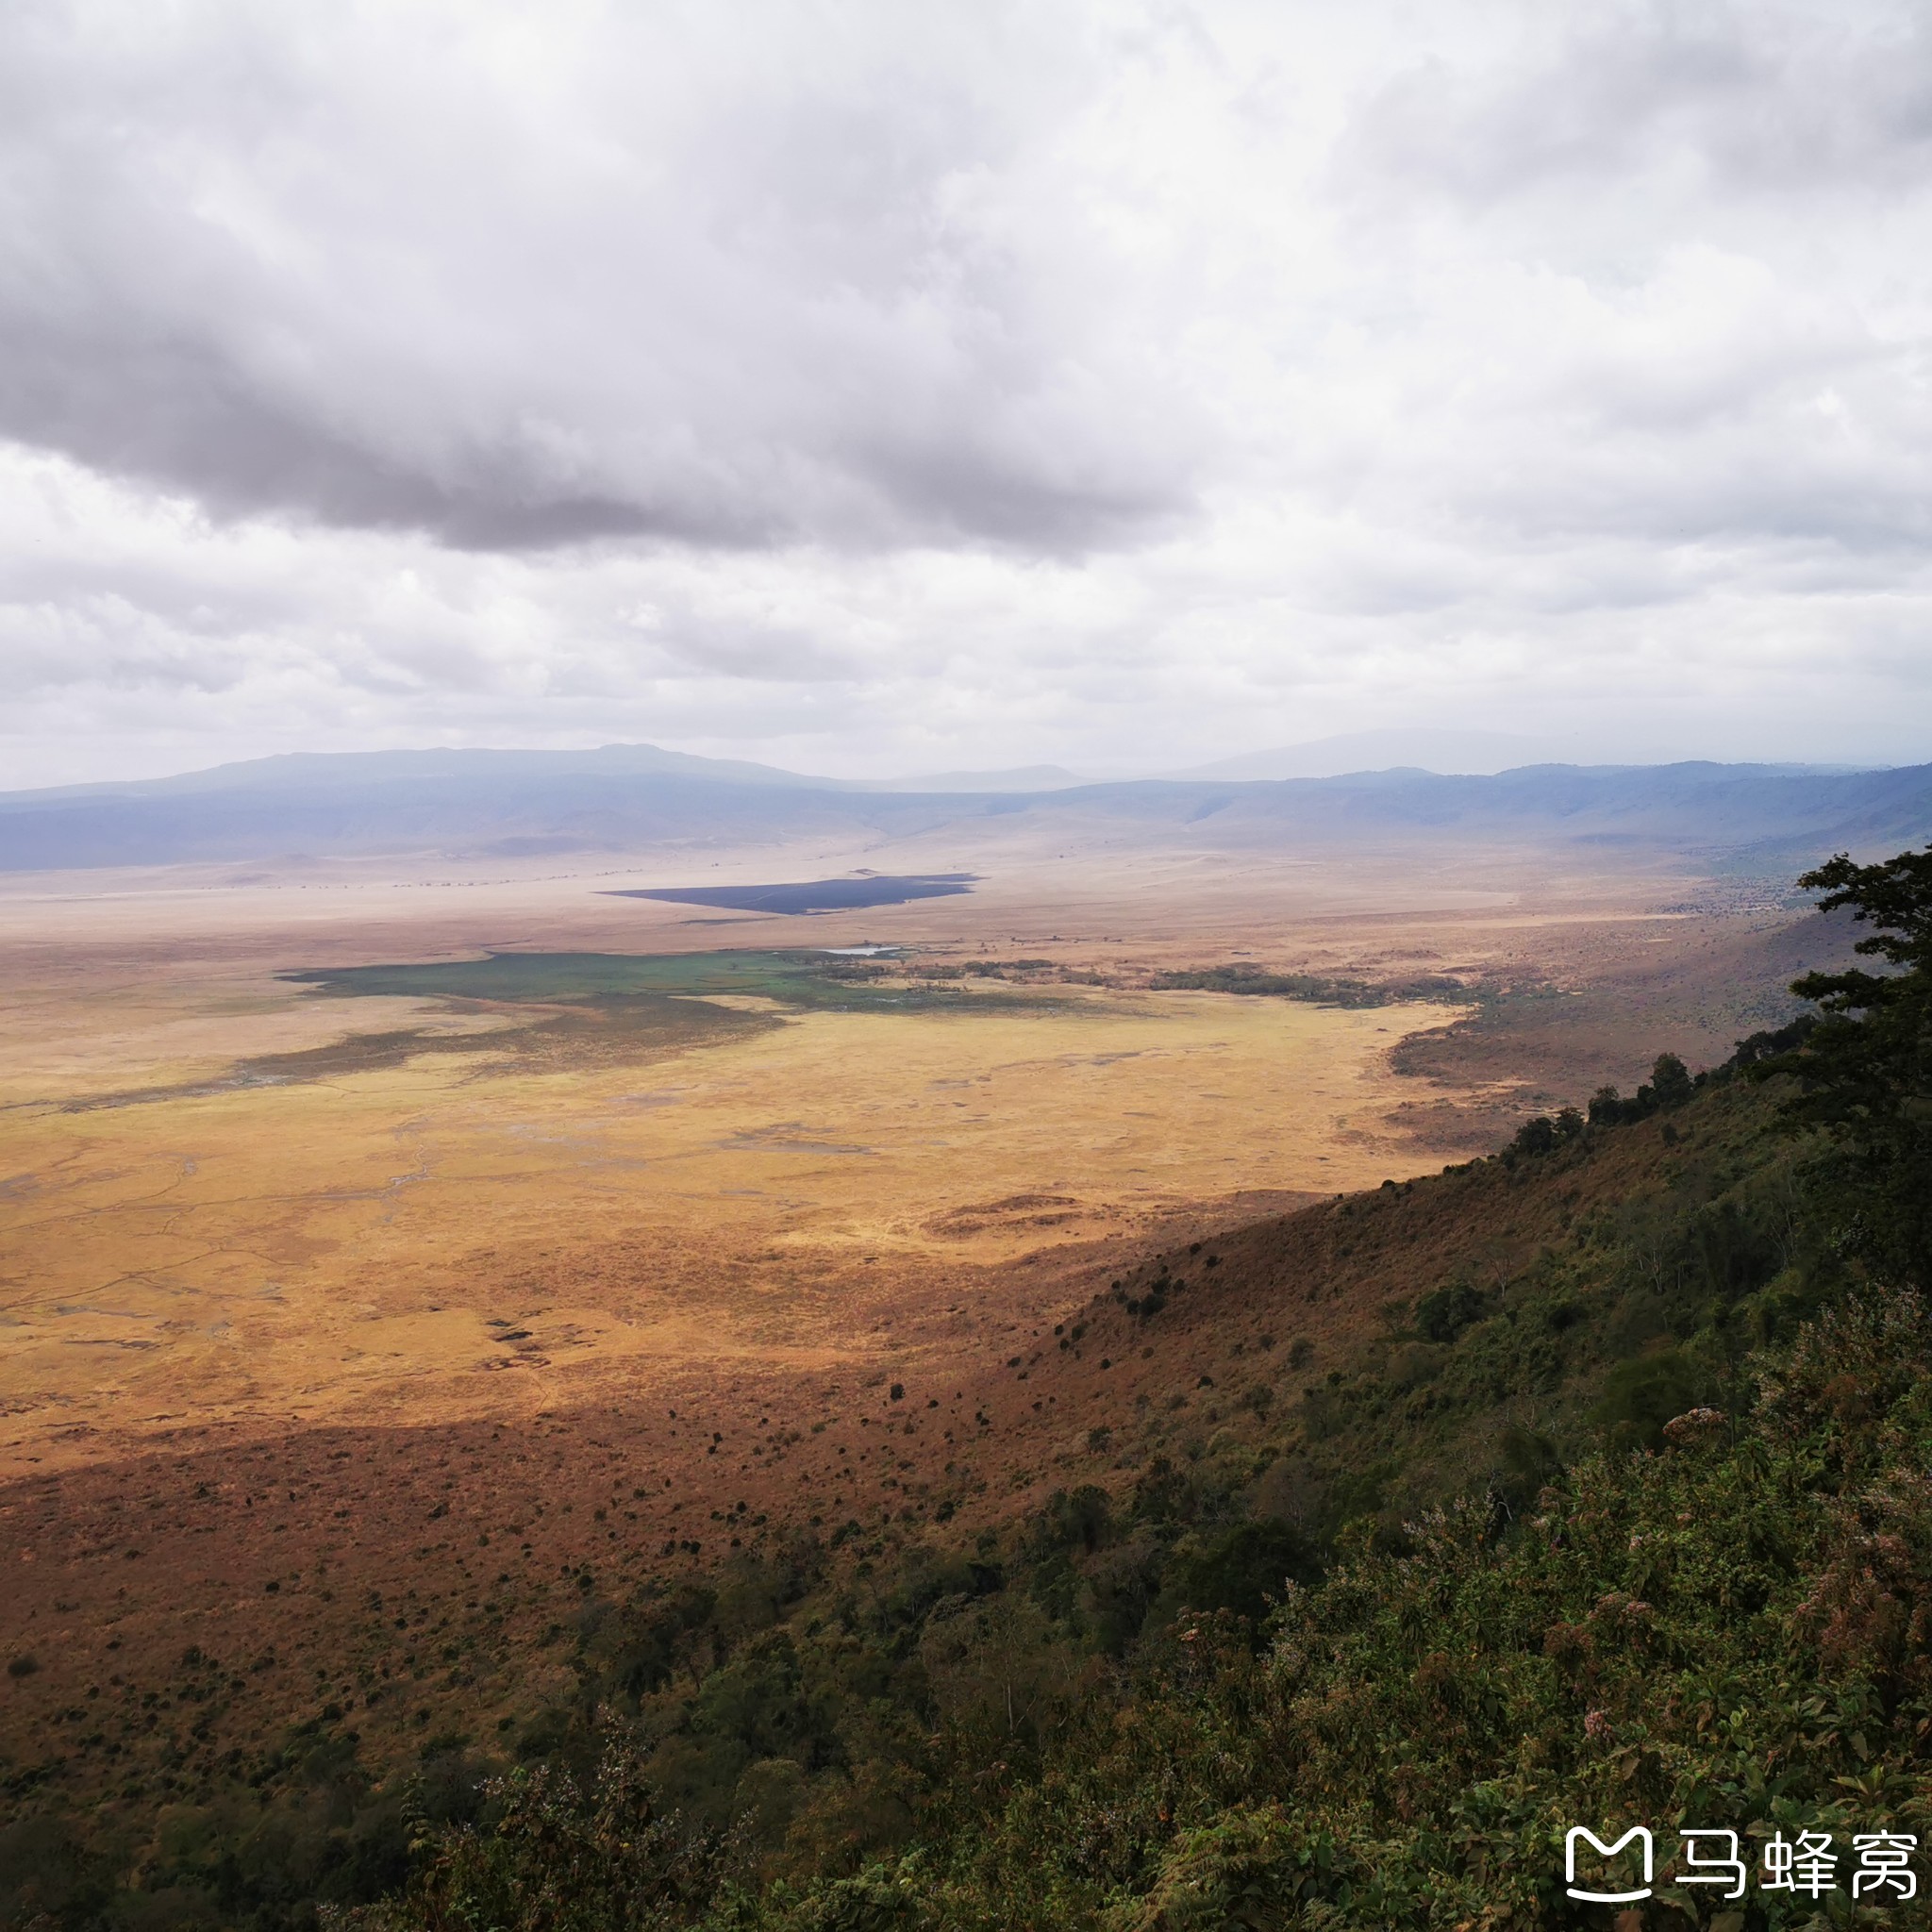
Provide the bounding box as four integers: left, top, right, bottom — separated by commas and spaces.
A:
8, 1031, 1915, 1929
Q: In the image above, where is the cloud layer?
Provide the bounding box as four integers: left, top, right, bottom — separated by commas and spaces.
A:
3, 0, 1930, 785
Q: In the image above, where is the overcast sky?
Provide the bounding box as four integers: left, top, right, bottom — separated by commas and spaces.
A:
3, 0, 1930, 787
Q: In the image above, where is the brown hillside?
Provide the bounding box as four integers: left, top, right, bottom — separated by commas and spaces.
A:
0, 1096, 1706, 1813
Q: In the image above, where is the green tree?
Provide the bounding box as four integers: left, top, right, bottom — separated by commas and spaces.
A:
1758, 844, 1932, 1289
1648, 1050, 1693, 1108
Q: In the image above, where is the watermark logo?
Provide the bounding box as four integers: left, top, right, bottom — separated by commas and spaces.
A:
1565, 1825, 1919, 1906
1848, 1834, 1920, 1901
1565, 1826, 1652, 1905
1678, 1828, 1746, 1901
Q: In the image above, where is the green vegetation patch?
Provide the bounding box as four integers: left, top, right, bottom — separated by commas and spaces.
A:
282, 950, 1074, 1017
1150, 962, 1480, 1008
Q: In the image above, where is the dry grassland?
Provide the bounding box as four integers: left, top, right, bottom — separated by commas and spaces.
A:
0, 834, 1835, 1483
0, 831, 1853, 1805
1, 972, 1455, 1476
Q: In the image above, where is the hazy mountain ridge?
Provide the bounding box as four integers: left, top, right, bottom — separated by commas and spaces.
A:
0, 745, 1926, 873
1166, 725, 1646, 778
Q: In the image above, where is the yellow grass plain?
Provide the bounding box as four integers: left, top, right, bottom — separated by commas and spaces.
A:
0, 830, 1840, 1830
3, 820, 1776, 1484
0, 968, 1458, 1476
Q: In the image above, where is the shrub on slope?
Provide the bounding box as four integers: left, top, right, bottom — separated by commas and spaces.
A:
364, 1280, 1932, 1930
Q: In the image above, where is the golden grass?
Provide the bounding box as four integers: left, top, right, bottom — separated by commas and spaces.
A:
0, 981, 1458, 1474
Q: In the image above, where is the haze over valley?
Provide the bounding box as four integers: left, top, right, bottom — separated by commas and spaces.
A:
2, 740, 1897, 1479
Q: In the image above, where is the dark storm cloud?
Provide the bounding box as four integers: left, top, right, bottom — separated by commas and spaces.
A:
0, 3, 1204, 554
0, 310, 683, 549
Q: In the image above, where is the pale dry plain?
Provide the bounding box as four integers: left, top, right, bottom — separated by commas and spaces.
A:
0, 827, 1807, 1480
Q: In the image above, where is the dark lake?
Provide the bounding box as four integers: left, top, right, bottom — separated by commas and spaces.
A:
605, 874, 976, 914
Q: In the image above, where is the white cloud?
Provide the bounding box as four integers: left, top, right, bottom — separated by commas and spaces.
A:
0, 0, 1929, 788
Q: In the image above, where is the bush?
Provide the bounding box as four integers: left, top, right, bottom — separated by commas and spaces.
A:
1588, 1346, 1710, 1451
1164, 1519, 1320, 1629
1415, 1280, 1485, 1343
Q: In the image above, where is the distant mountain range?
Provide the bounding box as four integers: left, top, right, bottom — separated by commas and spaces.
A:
1166, 727, 1667, 780
5, 745, 1088, 804
857, 764, 1086, 792
1160, 726, 1903, 781
0, 742, 1926, 874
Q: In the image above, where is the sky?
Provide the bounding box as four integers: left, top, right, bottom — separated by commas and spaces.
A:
3, 0, 1931, 789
